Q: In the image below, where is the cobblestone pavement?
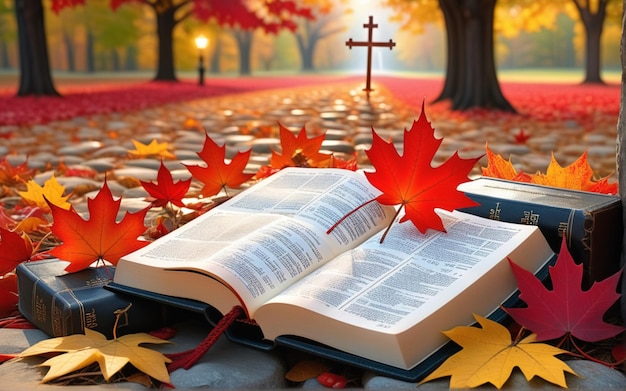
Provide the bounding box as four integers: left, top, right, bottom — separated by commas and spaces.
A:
0, 77, 624, 389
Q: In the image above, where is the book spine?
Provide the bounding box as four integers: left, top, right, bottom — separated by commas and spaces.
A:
17, 263, 165, 338
16, 263, 57, 337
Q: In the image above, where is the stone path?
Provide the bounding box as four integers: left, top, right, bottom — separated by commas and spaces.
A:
0, 79, 624, 389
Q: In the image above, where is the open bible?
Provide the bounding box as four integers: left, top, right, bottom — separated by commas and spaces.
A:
112, 167, 555, 374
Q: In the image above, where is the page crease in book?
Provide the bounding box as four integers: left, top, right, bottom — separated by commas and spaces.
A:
111, 167, 556, 381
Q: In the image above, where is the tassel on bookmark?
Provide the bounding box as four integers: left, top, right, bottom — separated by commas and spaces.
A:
166, 305, 244, 372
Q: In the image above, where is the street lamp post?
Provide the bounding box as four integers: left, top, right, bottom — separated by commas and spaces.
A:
195, 35, 208, 86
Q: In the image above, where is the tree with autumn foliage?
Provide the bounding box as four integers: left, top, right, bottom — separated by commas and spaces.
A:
553, 0, 621, 84
13, 0, 314, 95
294, 0, 350, 71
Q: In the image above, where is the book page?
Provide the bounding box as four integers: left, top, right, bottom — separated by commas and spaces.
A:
257, 209, 554, 339
117, 168, 394, 316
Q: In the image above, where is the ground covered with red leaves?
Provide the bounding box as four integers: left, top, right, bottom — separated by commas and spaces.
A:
0, 74, 619, 130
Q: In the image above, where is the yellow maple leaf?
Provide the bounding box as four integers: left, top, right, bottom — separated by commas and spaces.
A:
420, 315, 577, 389
19, 328, 171, 384
128, 139, 175, 160
18, 174, 71, 213
531, 151, 599, 191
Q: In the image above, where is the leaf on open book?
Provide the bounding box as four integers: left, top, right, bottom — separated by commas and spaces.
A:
185, 134, 253, 197
47, 180, 150, 272
19, 329, 171, 384
364, 102, 482, 234
140, 161, 191, 208
505, 238, 624, 342
420, 315, 577, 389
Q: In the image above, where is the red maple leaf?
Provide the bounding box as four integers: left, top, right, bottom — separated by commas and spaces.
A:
0, 227, 33, 275
47, 180, 150, 273
505, 238, 624, 342
141, 161, 191, 208
269, 123, 331, 169
185, 134, 253, 197
513, 128, 530, 144
364, 103, 482, 236
0, 273, 18, 318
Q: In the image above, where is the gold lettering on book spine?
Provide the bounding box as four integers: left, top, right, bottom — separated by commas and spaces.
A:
489, 202, 501, 220
33, 295, 47, 323
521, 210, 540, 225
85, 308, 98, 329
558, 221, 569, 237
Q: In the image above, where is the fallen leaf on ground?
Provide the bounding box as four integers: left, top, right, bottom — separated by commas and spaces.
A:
269, 123, 331, 169
505, 238, 624, 342
185, 134, 253, 197
285, 359, 332, 382
47, 180, 149, 272
128, 139, 175, 160
140, 161, 191, 208
420, 314, 577, 389
0, 227, 33, 274
19, 328, 171, 384
19, 174, 71, 212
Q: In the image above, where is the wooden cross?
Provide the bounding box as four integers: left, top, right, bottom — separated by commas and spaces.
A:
345, 15, 396, 99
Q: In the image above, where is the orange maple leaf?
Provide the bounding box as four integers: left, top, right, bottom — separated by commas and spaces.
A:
481, 145, 531, 182
531, 151, 617, 194
185, 134, 253, 197
364, 104, 482, 238
269, 123, 331, 169
0, 158, 33, 187
47, 181, 150, 272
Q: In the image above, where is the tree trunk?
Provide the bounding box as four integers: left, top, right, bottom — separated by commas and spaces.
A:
153, 6, 177, 81
617, 0, 626, 328
296, 21, 317, 71
574, 2, 607, 84
434, 0, 462, 103
85, 28, 95, 73
63, 31, 75, 72
124, 45, 137, 70
234, 30, 253, 76
210, 34, 221, 74
14, 0, 59, 96
0, 41, 10, 69
111, 49, 120, 71
435, 0, 514, 112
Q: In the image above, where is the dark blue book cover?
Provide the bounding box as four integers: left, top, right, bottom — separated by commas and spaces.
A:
17, 259, 166, 338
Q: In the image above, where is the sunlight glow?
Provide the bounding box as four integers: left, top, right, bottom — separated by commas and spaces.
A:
195, 35, 209, 50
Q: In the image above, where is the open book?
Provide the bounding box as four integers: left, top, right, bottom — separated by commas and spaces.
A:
113, 167, 555, 372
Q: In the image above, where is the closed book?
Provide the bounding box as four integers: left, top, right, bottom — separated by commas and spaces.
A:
458, 177, 622, 285
17, 259, 165, 338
